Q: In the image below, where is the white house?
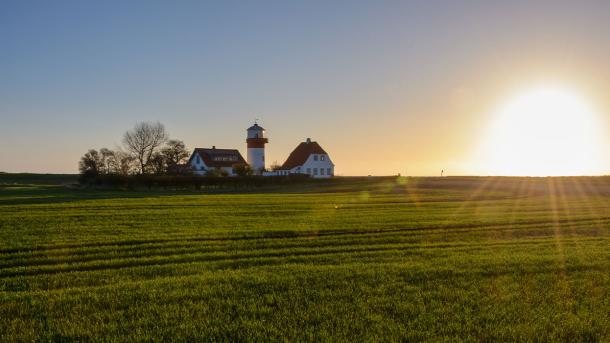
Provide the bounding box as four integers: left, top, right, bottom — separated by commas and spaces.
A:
275, 138, 334, 178
188, 147, 248, 176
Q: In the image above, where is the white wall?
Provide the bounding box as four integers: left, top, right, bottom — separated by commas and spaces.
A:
247, 148, 265, 174
220, 167, 235, 176
301, 154, 334, 178
190, 153, 237, 176
190, 153, 207, 175
284, 153, 334, 178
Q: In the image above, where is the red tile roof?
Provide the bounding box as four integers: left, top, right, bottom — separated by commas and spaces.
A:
280, 140, 328, 170
189, 148, 247, 168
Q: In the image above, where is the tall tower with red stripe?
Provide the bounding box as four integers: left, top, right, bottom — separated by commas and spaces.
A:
246, 122, 268, 174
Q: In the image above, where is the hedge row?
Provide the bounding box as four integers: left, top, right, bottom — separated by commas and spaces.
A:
78, 174, 318, 189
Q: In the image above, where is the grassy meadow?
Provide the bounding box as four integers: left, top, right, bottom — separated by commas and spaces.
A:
0, 176, 609, 341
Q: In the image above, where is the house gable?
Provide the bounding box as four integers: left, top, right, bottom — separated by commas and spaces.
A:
188, 148, 247, 175
278, 139, 334, 178
189, 151, 209, 172
280, 140, 330, 170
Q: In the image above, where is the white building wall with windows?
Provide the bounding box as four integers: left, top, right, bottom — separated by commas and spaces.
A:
189, 152, 238, 176
295, 154, 334, 178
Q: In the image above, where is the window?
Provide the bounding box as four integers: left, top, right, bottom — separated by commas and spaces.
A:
313, 168, 318, 175
307, 168, 311, 175
196, 155, 201, 164
313, 155, 318, 161
320, 168, 325, 175
327, 168, 332, 176
213, 156, 237, 162
321, 155, 325, 161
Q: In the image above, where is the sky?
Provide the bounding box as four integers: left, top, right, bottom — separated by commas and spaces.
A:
1, 0, 610, 176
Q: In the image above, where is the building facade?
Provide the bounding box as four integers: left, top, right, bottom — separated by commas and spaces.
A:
188, 147, 247, 176
275, 138, 334, 178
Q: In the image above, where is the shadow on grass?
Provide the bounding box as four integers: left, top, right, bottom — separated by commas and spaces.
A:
2, 176, 610, 206
0, 185, 197, 206
0, 177, 431, 206
0, 183, 349, 206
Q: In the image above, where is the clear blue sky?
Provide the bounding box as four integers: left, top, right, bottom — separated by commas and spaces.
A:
2, 1, 610, 175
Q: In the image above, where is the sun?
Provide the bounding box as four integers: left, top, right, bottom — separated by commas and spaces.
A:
478, 85, 604, 176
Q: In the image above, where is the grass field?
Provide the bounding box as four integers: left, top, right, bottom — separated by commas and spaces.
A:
1, 176, 609, 341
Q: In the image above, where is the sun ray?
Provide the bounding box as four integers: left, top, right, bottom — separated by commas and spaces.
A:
546, 178, 567, 272
555, 178, 581, 242
572, 178, 609, 236
548, 178, 581, 305
447, 177, 498, 224
507, 178, 532, 235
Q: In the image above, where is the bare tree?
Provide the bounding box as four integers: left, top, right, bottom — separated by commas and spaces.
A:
101, 149, 135, 175
148, 152, 167, 175
123, 121, 168, 174
114, 150, 136, 175
99, 148, 115, 174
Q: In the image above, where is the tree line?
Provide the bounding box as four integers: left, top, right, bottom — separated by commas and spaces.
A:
79, 122, 191, 178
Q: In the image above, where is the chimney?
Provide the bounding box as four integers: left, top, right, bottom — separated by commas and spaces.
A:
306, 138, 311, 143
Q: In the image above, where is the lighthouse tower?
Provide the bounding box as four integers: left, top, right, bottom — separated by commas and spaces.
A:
246, 122, 268, 174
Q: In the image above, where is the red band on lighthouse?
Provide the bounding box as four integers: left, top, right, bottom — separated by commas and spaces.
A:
247, 137, 268, 148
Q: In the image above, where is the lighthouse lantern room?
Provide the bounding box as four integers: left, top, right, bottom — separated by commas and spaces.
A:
246, 123, 268, 174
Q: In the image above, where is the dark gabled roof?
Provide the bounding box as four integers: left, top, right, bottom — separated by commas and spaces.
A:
167, 163, 193, 174
189, 148, 247, 168
280, 140, 329, 170
247, 123, 265, 131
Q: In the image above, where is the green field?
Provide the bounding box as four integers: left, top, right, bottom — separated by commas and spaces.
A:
1, 177, 609, 341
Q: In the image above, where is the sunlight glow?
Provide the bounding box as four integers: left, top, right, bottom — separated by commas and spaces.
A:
480, 86, 603, 176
